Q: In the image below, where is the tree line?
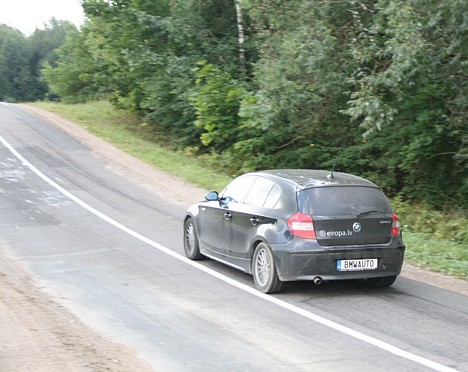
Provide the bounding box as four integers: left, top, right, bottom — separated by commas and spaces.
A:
0, 19, 76, 102
2, 0, 467, 209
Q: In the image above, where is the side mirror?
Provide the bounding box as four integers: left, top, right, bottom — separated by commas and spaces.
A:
205, 191, 219, 201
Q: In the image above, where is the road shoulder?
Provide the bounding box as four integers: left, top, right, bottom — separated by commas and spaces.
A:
0, 245, 153, 372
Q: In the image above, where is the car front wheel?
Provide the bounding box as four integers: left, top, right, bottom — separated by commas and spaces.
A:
184, 217, 204, 260
252, 242, 283, 294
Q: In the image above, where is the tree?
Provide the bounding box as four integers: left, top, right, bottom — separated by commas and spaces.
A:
42, 0, 467, 207
42, 27, 102, 103
190, 61, 248, 152
342, 0, 467, 206
28, 19, 77, 99
0, 20, 76, 102
0, 25, 32, 101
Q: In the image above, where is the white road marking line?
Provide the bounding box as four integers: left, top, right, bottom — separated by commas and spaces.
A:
0, 135, 459, 372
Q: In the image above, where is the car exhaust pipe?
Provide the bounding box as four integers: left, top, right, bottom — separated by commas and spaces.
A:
313, 276, 323, 286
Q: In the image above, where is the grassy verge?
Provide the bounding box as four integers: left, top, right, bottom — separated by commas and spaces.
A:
32, 101, 231, 191
403, 232, 467, 278
31, 101, 467, 279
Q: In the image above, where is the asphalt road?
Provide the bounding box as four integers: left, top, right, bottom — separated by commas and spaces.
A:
1, 103, 467, 372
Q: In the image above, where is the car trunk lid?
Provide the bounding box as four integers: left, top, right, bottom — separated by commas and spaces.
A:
313, 214, 393, 246
297, 186, 394, 246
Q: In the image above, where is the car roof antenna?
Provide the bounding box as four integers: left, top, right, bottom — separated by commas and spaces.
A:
327, 147, 342, 181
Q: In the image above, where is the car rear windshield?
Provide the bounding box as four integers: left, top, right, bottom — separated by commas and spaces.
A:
297, 186, 392, 216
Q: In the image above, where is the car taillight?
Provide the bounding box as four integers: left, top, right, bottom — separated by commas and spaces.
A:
392, 213, 401, 236
288, 212, 316, 239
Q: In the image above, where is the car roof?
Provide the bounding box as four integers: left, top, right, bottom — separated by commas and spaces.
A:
251, 169, 378, 190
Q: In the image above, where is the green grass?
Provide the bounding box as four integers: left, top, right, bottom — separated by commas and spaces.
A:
32, 101, 231, 191
403, 232, 467, 278
31, 100, 467, 279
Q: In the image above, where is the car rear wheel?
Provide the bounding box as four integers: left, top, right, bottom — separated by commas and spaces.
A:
367, 275, 397, 288
184, 218, 204, 260
252, 242, 283, 294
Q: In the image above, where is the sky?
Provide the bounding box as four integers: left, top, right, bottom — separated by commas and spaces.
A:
0, 0, 85, 35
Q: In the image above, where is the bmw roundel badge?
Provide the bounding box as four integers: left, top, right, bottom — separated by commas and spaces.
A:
353, 222, 361, 232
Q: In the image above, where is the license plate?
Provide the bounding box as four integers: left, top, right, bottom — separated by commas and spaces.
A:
337, 258, 378, 271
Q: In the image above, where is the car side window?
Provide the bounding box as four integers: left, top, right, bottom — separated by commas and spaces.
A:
244, 177, 281, 209
244, 177, 274, 207
221, 176, 255, 203
263, 184, 281, 209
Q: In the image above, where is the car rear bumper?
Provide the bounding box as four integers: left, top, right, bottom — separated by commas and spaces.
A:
271, 241, 405, 282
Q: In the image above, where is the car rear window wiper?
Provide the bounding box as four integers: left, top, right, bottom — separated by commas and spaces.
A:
356, 209, 383, 217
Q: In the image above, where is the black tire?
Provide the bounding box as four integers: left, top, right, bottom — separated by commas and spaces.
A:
252, 242, 284, 294
367, 275, 397, 288
184, 217, 204, 260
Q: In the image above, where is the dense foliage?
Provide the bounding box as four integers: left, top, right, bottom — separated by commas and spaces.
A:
0, 19, 76, 102
2, 0, 467, 209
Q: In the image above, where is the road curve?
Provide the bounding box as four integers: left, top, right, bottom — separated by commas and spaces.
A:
0, 103, 467, 372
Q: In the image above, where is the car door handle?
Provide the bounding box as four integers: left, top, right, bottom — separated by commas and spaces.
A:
250, 217, 259, 226
224, 212, 232, 220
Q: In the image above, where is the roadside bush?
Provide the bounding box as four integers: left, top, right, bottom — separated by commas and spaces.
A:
391, 197, 468, 245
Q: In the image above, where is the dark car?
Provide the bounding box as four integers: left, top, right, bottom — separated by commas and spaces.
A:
183, 169, 405, 293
